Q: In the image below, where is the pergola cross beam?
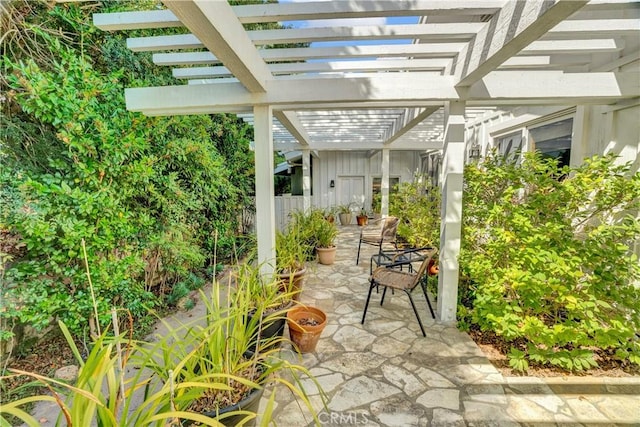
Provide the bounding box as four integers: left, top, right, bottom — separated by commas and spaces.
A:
454, 0, 589, 88
273, 111, 311, 147
163, 0, 271, 93
384, 107, 442, 146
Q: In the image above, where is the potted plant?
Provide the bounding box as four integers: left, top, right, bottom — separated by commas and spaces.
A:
232, 263, 296, 352
287, 304, 328, 353
139, 282, 323, 425
324, 206, 336, 224
3, 303, 324, 426
275, 228, 308, 299
356, 207, 369, 226
313, 213, 338, 265
337, 203, 353, 225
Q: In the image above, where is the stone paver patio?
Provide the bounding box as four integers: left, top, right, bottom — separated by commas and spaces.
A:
261, 226, 640, 426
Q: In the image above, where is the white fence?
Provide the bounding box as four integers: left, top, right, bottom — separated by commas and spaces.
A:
274, 195, 305, 230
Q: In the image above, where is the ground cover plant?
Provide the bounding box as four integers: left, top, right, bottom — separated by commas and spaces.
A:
459, 152, 640, 372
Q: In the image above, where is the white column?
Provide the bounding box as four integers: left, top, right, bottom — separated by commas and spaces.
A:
302, 148, 311, 212
381, 148, 390, 217
570, 106, 589, 167
437, 100, 466, 323
254, 105, 276, 276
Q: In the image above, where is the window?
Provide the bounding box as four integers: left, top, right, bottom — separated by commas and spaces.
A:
529, 117, 573, 168
496, 132, 523, 164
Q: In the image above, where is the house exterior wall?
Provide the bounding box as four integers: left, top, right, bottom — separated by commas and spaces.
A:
311, 150, 421, 211
465, 99, 640, 172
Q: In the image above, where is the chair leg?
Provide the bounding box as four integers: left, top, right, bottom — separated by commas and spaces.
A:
420, 279, 436, 319
361, 281, 376, 324
405, 291, 426, 337
356, 239, 362, 265
380, 286, 388, 305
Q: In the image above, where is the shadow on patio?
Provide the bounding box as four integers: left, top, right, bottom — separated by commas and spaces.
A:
260, 227, 640, 426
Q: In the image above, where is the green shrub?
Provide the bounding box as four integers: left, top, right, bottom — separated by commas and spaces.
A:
0, 7, 255, 339
461, 153, 640, 371
389, 178, 441, 248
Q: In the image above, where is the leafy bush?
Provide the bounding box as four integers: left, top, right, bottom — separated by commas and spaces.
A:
460, 153, 640, 371
389, 178, 441, 248
0, 3, 256, 340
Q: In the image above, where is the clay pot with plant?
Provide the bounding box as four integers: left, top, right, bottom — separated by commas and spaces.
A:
337, 203, 354, 225
324, 207, 336, 224
356, 208, 369, 226
313, 212, 339, 265
287, 305, 327, 353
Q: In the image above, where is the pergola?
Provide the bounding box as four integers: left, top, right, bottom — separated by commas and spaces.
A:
94, 0, 640, 322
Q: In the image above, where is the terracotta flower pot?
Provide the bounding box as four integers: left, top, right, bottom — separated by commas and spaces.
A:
316, 246, 336, 265
287, 306, 327, 353
276, 267, 306, 300
428, 258, 439, 276
356, 215, 368, 226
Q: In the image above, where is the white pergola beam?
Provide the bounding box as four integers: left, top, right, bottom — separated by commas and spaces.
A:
126, 74, 457, 112
504, 54, 592, 66
234, 1, 506, 23
153, 44, 467, 66
125, 21, 631, 53
521, 38, 623, 55
95, 1, 506, 31
274, 140, 444, 151
94, 9, 180, 31
128, 33, 201, 52
125, 71, 640, 115
545, 18, 640, 38
162, 0, 271, 93
172, 59, 450, 79
384, 107, 441, 146
273, 111, 311, 147
155, 38, 624, 66
127, 23, 484, 51
455, 0, 589, 87
467, 71, 640, 101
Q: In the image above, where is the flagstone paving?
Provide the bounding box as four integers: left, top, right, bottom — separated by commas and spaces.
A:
261, 226, 640, 426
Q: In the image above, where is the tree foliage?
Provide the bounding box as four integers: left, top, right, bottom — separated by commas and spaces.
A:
459, 153, 640, 371
0, 1, 256, 339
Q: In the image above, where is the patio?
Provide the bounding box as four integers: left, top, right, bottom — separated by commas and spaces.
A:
260, 226, 640, 426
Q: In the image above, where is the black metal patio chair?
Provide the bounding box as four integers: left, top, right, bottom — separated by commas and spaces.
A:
355, 216, 399, 265
361, 247, 437, 337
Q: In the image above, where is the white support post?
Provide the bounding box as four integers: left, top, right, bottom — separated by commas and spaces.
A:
254, 105, 276, 276
437, 100, 466, 323
381, 148, 390, 217
302, 149, 311, 212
